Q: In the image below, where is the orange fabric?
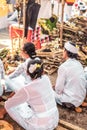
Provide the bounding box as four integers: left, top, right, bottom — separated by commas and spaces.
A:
65, 0, 75, 4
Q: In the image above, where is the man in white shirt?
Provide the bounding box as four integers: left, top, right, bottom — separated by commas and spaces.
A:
55, 41, 87, 112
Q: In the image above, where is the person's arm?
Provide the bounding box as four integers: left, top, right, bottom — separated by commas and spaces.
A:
0, 60, 7, 90
55, 66, 66, 94
0, 60, 5, 79
7, 10, 18, 21
8, 62, 25, 79
5, 86, 29, 109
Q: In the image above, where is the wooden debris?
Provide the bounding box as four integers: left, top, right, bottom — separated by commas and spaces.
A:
59, 120, 85, 130
56, 16, 87, 67
36, 42, 63, 74
56, 16, 87, 46
44, 67, 57, 75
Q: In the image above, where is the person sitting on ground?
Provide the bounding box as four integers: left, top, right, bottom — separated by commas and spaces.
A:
0, 59, 59, 130
5, 42, 40, 119
6, 42, 40, 91
55, 41, 87, 113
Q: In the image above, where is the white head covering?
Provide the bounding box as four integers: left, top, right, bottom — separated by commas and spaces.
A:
78, 1, 85, 8
64, 41, 78, 54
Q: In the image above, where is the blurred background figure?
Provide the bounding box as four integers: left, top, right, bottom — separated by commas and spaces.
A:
7, 2, 22, 25
79, 5, 87, 17
64, 0, 75, 21
6, 0, 16, 4
71, 0, 87, 17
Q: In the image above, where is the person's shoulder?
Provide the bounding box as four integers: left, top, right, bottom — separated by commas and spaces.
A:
75, 59, 83, 66
59, 60, 68, 68
25, 58, 31, 64
84, 67, 87, 72
58, 60, 69, 72
77, 61, 84, 69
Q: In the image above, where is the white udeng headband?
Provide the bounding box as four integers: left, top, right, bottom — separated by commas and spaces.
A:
64, 42, 78, 54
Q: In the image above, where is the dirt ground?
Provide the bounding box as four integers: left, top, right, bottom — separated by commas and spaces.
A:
0, 72, 87, 130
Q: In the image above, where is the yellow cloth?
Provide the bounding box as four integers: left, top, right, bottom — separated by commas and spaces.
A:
0, 0, 8, 17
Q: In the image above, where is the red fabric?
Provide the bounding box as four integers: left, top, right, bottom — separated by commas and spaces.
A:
9, 25, 41, 49
9, 26, 23, 39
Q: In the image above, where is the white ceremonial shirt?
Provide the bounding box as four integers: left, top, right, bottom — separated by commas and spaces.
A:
55, 58, 86, 107
5, 75, 59, 130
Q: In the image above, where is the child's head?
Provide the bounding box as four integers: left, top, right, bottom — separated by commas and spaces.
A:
22, 42, 36, 59
27, 59, 43, 79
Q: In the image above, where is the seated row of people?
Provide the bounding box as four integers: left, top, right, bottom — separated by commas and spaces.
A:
0, 42, 59, 130
0, 41, 87, 129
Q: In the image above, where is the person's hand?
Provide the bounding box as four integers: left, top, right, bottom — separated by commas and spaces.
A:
7, 92, 15, 98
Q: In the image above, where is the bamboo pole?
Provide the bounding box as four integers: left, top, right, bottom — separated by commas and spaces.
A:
18, 7, 21, 49
51, 0, 54, 16
23, 0, 26, 43
60, 0, 65, 46
57, 0, 60, 44
57, 0, 60, 19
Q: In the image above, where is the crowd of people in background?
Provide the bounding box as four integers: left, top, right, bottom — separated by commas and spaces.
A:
62, 0, 87, 21
6, 0, 87, 26
71, 0, 87, 18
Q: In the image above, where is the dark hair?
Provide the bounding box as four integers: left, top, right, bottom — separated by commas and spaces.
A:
81, 10, 86, 13
23, 42, 36, 59
65, 42, 78, 59
27, 59, 43, 79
